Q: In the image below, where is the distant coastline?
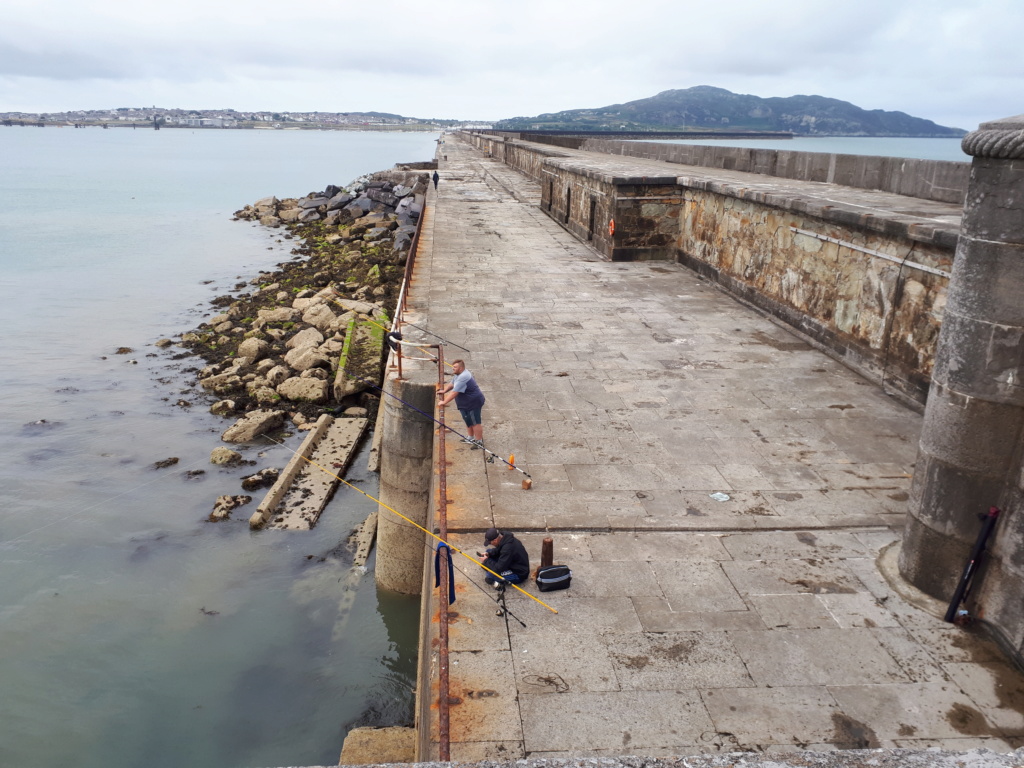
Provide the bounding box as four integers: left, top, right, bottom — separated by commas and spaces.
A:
1, 107, 477, 131
0, 119, 443, 132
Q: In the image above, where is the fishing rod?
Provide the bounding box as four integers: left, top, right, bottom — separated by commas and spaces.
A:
399, 319, 470, 353
349, 372, 532, 482
257, 432, 555, 613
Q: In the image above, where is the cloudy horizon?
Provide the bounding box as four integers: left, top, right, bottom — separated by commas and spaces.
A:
1, 0, 1020, 132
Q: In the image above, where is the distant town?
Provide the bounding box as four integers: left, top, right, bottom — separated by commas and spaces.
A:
0, 106, 492, 131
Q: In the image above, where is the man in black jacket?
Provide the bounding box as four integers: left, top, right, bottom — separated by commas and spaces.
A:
480, 527, 529, 588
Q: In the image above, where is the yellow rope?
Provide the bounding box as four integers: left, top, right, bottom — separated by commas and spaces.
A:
264, 433, 558, 614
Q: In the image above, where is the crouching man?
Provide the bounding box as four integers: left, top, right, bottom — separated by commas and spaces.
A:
480, 527, 529, 589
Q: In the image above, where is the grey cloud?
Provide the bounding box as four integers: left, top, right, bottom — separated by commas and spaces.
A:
0, 43, 127, 80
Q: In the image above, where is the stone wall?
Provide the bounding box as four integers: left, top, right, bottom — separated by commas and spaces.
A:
481, 131, 971, 205
679, 188, 952, 401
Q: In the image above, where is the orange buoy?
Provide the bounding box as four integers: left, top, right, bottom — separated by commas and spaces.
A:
608, 219, 615, 237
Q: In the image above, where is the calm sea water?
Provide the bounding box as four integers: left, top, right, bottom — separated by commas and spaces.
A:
0, 127, 438, 768
644, 136, 969, 162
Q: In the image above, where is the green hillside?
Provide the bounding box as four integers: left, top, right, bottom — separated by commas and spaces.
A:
495, 86, 965, 137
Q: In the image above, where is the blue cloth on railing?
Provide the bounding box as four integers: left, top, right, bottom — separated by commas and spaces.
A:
434, 543, 456, 605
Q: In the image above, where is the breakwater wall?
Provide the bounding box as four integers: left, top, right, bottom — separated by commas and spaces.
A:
489, 131, 970, 203
461, 130, 961, 405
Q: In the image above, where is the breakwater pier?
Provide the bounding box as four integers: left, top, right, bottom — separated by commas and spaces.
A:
355, 123, 1024, 766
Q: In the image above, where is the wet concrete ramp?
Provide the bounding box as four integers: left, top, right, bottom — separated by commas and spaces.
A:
249, 414, 368, 530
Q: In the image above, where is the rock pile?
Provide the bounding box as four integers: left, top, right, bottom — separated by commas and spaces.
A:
176, 169, 428, 439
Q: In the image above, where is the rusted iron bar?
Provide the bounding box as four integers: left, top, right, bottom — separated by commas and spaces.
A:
391, 178, 429, 378
435, 344, 451, 761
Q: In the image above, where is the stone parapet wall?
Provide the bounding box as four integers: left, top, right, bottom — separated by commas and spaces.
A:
580, 138, 971, 204
475, 131, 970, 204
679, 188, 952, 402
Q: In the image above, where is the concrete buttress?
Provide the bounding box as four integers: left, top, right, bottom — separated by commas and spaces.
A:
901, 115, 1024, 651
375, 372, 435, 594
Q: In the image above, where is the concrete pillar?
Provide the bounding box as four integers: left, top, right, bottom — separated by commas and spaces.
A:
900, 115, 1024, 604
375, 373, 435, 594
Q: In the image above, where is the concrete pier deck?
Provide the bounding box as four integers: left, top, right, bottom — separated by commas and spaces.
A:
409, 136, 1024, 760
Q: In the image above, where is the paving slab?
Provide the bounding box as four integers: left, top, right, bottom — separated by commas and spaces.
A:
519, 690, 715, 753
730, 627, 911, 686
700, 686, 844, 747
413, 135, 1024, 761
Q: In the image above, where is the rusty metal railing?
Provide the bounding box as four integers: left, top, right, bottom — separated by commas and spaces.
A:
389, 178, 431, 380
435, 345, 451, 760
383, 175, 452, 758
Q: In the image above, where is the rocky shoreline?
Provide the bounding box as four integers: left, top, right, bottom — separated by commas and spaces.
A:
156, 165, 432, 518
170, 167, 430, 437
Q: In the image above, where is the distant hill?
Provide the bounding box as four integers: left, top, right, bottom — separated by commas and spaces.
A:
495, 86, 965, 137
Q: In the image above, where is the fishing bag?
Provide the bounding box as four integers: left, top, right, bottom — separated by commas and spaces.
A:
536, 564, 572, 592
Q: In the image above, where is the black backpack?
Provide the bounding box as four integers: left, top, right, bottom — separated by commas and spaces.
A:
536, 564, 572, 592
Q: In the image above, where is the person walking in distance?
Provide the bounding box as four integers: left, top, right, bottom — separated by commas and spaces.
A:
432, 170, 439, 190
437, 359, 485, 448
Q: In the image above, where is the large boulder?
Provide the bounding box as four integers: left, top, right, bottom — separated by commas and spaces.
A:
221, 409, 286, 443
279, 207, 303, 222
362, 211, 396, 227
298, 196, 330, 209
393, 232, 412, 253
297, 209, 320, 223
259, 215, 281, 228
258, 307, 300, 323
265, 364, 292, 387
199, 372, 244, 394
277, 377, 329, 404
284, 345, 331, 372
238, 337, 270, 362
286, 327, 324, 350
210, 399, 237, 416
250, 386, 281, 405
302, 303, 337, 333
210, 447, 242, 465
327, 192, 353, 211
333, 298, 378, 316
365, 188, 398, 207
343, 201, 367, 219
254, 196, 278, 213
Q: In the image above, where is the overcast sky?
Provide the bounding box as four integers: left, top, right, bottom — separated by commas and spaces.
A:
1, 0, 1020, 130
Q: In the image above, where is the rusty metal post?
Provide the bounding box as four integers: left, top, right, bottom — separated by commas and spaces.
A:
540, 537, 553, 569
435, 344, 450, 761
